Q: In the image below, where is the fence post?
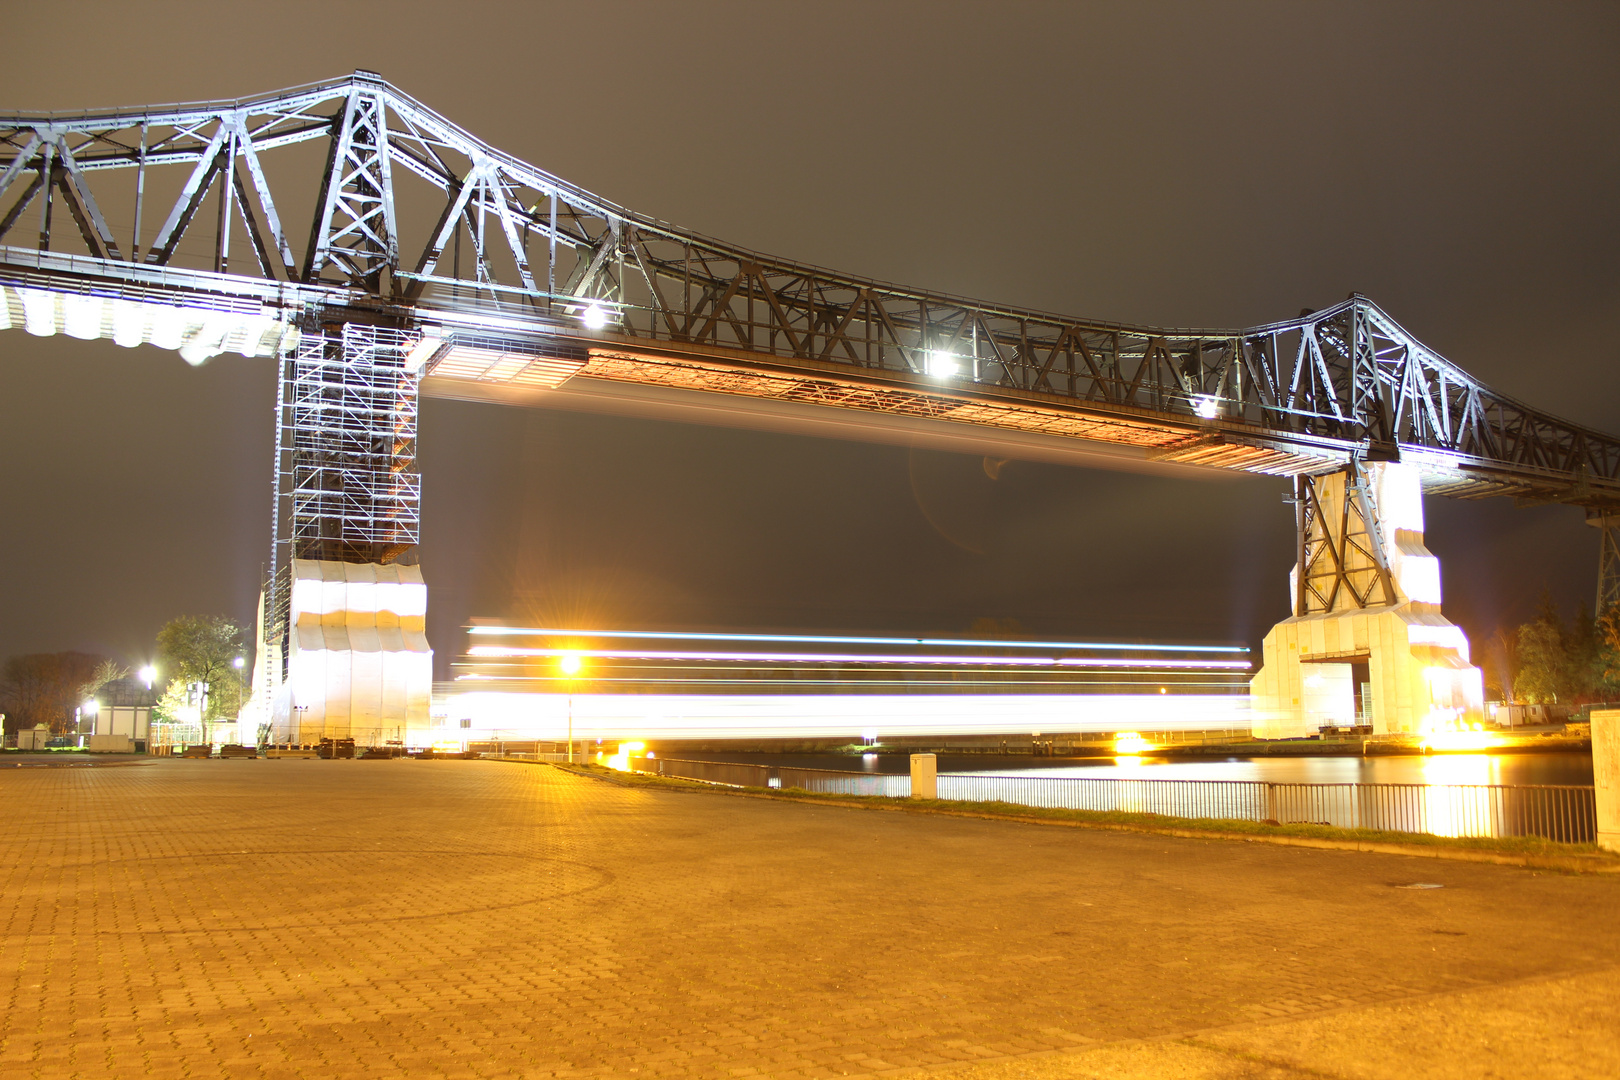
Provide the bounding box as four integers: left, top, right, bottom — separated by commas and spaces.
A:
1593, 709, 1620, 853
910, 753, 937, 800
1265, 782, 1278, 823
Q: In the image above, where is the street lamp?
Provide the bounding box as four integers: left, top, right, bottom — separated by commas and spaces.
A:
559, 652, 583, 762
81, 698, 99, 745
138, 665, 156, 690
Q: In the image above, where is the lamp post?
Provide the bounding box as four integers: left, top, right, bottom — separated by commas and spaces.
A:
231, 656, 247, 746
81, 698, 99, 747
559, 652, 583, 762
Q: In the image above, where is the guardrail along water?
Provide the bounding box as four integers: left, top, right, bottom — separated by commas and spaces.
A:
621, 758, 1598, 844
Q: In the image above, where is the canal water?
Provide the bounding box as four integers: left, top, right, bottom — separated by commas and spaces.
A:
657, 748, 1595, 841
670, 749, 1594, 787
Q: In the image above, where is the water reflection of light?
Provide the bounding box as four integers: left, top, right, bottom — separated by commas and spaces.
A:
1420, 753, 1495, 837
1420, 753, 1495, 786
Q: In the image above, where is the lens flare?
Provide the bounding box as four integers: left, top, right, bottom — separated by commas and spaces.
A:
1113, 731, 1153, 756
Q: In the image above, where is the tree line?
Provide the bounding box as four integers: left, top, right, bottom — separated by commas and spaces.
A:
1, 615, 247, 742
1482, 593, 1620, 706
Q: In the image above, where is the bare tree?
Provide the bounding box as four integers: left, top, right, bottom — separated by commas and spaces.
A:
79, 659, 129, 701
0, 652, 113, 736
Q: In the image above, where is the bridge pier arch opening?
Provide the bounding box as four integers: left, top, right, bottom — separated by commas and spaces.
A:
1249, 460, 1484, 740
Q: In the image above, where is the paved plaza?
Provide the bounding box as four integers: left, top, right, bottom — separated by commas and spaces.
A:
0, 759, 1616, 1079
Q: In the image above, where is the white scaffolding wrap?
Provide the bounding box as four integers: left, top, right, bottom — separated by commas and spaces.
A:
268, 559, 432, 746
0, 283, 298, 364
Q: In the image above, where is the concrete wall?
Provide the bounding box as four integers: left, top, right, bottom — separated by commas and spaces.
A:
92, 706, 150, 741
1593, 709, 1619, 854
1251, 606, 1484, 738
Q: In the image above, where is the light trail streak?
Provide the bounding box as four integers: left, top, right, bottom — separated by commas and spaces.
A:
454, 674, 1244, 688
439, 692, 1253, 741
466, 646, 1251, 669
466, 625, 1247, 654
461, 660, 1242, 679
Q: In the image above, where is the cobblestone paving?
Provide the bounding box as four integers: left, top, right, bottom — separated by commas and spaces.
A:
0, 759, 1616, 1079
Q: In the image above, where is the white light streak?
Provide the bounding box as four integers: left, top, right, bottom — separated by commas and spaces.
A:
440, 691, 1252, 742
466, 645, 1250, 670
465, 625, 1246, 654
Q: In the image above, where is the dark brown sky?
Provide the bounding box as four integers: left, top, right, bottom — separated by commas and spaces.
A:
2, 1, 1617, 676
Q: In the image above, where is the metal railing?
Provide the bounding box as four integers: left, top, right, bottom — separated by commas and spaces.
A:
643, 757, 773, 789
934, 775, 1598, 844
777, 765, 910, 798
603, 757, 1598, 845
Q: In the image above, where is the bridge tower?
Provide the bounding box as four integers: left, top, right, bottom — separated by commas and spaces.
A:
1588, 511, 1620, 618
253, 322, 432, 748
1249, 460, 1484, 739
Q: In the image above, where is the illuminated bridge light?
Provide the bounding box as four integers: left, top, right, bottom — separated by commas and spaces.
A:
465, 625, 1248, 654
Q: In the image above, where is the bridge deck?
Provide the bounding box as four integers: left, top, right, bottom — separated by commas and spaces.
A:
2, 72, 1617, 508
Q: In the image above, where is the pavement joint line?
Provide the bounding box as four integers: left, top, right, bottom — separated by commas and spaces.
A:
1172, 1037, 1346, 1079
0, 759, 155, 769
873, 962, 1620, 1080
523, 760, 1620, 875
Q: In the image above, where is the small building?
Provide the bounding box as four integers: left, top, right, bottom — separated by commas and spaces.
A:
88, 677, 157, 752
15, 725, 50, 750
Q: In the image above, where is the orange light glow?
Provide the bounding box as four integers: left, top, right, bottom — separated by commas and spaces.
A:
1419, 708, 1497, 752
1113, 731, 1153, 756
605, 741, 647, 771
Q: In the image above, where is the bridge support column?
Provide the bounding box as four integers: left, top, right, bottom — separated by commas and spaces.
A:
248, 323, 432, 748
1249, 461, 1483, 739
1588, 512, 1620, 618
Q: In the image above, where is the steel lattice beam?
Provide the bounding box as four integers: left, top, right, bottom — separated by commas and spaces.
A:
1, 70, 1617, 510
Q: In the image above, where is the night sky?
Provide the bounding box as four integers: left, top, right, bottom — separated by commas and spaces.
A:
1, 1, 1616, 679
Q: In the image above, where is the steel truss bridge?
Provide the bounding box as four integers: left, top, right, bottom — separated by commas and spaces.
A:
3, 71, 1619, 676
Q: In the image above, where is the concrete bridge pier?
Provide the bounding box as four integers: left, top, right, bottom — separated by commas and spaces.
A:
1250, 460, 1484, 739
247, 323, 434, 747
256, 560, 432, 748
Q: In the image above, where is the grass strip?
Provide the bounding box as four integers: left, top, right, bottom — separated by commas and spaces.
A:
536, 761, 1618, 865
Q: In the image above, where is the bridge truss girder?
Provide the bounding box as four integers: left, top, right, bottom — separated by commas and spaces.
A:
1, 72, 1616, 510
1293, 462, 1398, 618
